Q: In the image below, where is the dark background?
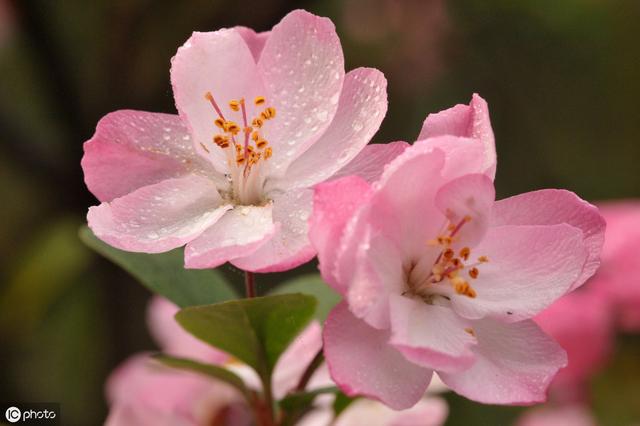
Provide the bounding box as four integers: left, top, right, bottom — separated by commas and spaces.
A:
1, 0, 639, 425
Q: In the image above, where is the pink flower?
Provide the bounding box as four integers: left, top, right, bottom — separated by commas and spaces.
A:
516, 404, 597, 426
106, 297, 327, 425
83, 10, 404, 272
309, 95, 605, 409
106, 297, 449, 425
590, 201, 640, 331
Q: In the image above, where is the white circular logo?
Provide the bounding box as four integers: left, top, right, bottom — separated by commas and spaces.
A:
5, 406, 21, 423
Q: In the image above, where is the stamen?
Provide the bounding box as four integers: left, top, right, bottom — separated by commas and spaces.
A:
469, 267, 479, 279
204, 92, 226, 120
478, 256, 489, 263
254, 96, 266, 106
450, 215, 472, 237
459, 247, 470, 260
252, 118, 264, 128
229, 100, 240, 111
464, 327, 476, 337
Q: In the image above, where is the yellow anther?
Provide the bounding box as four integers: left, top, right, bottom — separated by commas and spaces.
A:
443, 248, 455, 260
254, 96, 266, 106
264, 147, 273, 159
463, 215, 472, 222
229, 100, 240, 111
252, 118, 264, 128
261, 107, 276, 120
247, 145, 254, 153
251, 131, 260, 141
214, 118, 225, 129
459, 247, 471, 261
213, 135, 230, 148
204, 91, 213, 101
256, 139, 268, 149
432, 264, 445, 276
451, 258, 462, 268
464, 327, 476, 337
452, 276, 469, 295
466, 287, 477, 298
236, 154, 246, 165
437, 236, 453, 246
469, 267, 479, 279
478, 256, 489, 263
225, 121, 240, 135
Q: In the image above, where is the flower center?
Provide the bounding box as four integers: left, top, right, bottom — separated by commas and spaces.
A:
202, 92, 276, 205
404, 215, 489, 303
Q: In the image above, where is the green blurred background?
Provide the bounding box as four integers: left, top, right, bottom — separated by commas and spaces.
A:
0, 0, 638, 425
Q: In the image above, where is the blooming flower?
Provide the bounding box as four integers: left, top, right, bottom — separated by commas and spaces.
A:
83, 10, 403, 272
309, 95, 605, 409
106, 297, 448, 425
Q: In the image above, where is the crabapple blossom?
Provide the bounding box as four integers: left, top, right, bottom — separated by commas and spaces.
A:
83, 9, 404, 272
309, 95, 605, 409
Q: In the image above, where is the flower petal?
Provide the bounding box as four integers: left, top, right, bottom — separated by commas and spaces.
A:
82, 110, 222, 202
272, 322, 323, 399
434, 173, 495, 248
309, 176, 372, 294
439, 318, 567, 405
324, 303, 433, 410
451, 224, 588, 322
418, 93, 496, 179
492, 189, 605, 291
334, 396, 449, 426
231, 188, 316, 272
257, 10, 344, 175
233, 26, 269, 61
185, 204, 276, 269
389, 295, 477, 373
88, 175, 230, 253
276, 67, 387, 189
515, 404, 597, 426
330, 141, 409, 183
171, 29, 265, 173
348, 231, 404, 329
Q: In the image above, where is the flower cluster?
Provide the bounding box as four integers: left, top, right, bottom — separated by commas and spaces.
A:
81, 8, 609, 426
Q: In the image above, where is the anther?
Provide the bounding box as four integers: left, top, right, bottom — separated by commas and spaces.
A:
264, 147, 273, 159
252, 118, 264, 128
478, 256, 489, 263
469, 267, 479, 279
443, 248, 455, 260
229, 100, 240, 111
459, 247, 470, 261
254, 96, 266, 106
256, 139, 268, 149
225, 121, 240, 135
464, 327, 476, 337
214, 118, 225, 129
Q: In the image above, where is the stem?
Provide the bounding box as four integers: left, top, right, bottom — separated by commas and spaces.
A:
245, 271, 256, 298
294, 349, 324, 392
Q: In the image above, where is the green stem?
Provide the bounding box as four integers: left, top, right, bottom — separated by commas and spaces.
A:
245, 271, 256, 298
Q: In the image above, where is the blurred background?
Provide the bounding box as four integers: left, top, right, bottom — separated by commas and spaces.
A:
0, 0, 639, 424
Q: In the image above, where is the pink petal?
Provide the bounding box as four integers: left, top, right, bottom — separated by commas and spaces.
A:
334, 396, 449, 426
272, 322, 323, 399
418, 93, 496, 179
257, 10, 344, 175
413, 136, 486, 180
492, 189, 605, 291
439, 318, 567, 405
106, 403, 192, 426
451, 224, 588, 322
309, 176, 372, 294
365, 145, 447, 258
147, 297, 229, 363
185, 204, 276, 269
434, 173, 495, 248
389, 295, 477, 373
82, 110, 221, 202
170, 29, 265, 173
323, 303, 433, 410
233, 26, 269, 61
348, 232, 405, 329
534, 289, 613, 396
231, 189, 316, 272
330, 141, 410, 183
88, 175, 230, 253
516, 405, 597, 426
277, 67, 387, 189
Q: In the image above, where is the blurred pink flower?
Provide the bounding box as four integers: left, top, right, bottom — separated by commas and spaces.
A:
106, 297, 327, 425
309, 95, 605, 409
83, 9, 401, 273
590, 201, 640, 331
106, 297, 449, 425
516, 404, 597, 426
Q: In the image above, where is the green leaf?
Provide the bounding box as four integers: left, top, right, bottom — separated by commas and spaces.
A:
176, 294, 317, 378
79, 226, 236, 307
270, 274, 340, 322
153, 354, 249, 397
279, 386, 338, 411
